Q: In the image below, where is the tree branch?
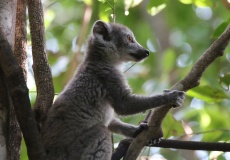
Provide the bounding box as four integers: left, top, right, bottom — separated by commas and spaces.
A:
151, 139, 230, 152
8, 1, 28, 159
112, 138, 133, 160
124, 24, 230, 160
65, 5, 92, 83
14, 0, 27, 79
0, 0, 25, 159
0, 40, 45, 160
112, 138, 230, 160
27, 0, 54, 125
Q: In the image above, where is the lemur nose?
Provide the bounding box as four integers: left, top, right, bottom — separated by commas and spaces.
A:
145, 50, 150, 57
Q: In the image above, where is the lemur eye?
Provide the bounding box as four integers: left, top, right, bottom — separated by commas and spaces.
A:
127, 34, 134, 43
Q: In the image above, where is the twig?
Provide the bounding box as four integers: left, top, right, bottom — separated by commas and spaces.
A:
152, 139, 230, 152
113, 138, 230, 160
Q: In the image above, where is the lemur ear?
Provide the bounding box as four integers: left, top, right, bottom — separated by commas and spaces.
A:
93, 20, 111, 41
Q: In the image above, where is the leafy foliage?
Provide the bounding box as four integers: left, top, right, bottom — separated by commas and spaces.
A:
187, 85, 230, 102
212, 19, 230, 38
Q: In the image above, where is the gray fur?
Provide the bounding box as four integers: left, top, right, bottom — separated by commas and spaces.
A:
41, 20, 185, 160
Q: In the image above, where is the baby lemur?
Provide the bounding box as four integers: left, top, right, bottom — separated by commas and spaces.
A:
41, 20, 185, 160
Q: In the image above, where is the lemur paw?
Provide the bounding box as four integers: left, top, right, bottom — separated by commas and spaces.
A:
163, 89, 186, 108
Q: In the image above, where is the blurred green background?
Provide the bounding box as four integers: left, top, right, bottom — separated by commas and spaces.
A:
22, 0, 230, 159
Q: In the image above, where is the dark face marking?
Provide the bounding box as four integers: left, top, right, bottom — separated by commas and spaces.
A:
129, 49, 149, 61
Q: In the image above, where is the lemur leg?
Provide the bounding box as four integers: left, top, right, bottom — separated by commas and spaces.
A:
69, 125, 112, 160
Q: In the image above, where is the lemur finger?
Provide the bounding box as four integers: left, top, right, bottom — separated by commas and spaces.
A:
147, 137, 162, 146
163, 89, 170, 94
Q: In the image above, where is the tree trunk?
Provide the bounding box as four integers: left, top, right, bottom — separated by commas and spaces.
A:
0, 70, 8, 160
0, 0, 21, 159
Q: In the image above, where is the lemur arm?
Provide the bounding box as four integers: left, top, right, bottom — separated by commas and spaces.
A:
106, 73, 185, 116
108, 118, 147, 138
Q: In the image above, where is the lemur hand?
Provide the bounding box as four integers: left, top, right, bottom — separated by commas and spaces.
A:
163, 90, 186, 108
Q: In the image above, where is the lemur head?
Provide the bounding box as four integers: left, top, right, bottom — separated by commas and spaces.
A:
86, 20, 149, 64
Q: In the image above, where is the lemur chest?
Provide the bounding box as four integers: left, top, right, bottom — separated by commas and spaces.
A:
102, 102, 114, 126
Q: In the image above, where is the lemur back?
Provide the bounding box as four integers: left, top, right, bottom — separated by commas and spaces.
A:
41, 20, 185, 160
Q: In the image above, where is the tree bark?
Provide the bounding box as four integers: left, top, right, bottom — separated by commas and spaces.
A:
15, 0, 27, 79
7, 85, 21, 160
0, 0, 22, 159
0, 70, 8, 160
0, 40, 46, 160
27, 0, 54, 125
124, 24, 230, 160
0, 0, 45, 159
151, 139, 230, 151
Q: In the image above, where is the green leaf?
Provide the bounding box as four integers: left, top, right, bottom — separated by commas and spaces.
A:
84, 0, 92, 5
200, 106, 230, 142
105, 7, 112, 12
124, 0, 143, 9
179, 0, 193, 4
179, 0, 213, 6
212, 20, 230, 39
147, 0, 167, 16
162, 114, 184, 138
194, 0, 212, 7
148, 0, 167, 7
98, 0, 107, 3
44, 10, 55, 29
187, 85, 230, 102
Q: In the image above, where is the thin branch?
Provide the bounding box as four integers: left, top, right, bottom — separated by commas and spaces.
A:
106, 0, 116, 22
113, 128, 230, 159
10, 0, 27, 158
112, 138, 133, 160
124, 24, 230, 160
151, 139, 230, 152
27, 0, 54, 125
113, 139, 230, 160
64, 5, 92, 83
178, 128, 230, 139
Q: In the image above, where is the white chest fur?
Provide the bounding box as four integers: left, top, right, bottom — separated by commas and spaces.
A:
103, 103, 114, 126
